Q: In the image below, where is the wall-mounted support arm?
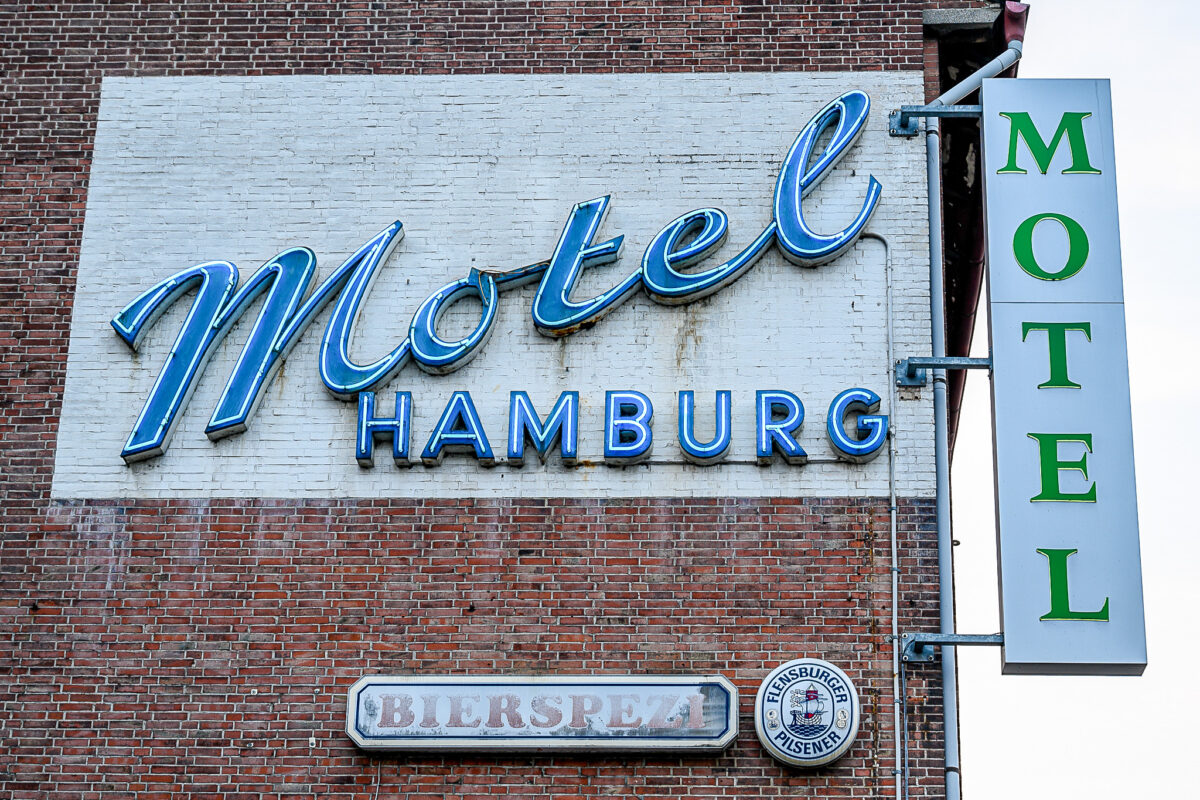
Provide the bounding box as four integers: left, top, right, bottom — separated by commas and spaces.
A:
896, 356, 992, 387
901, 632, 1004, 663
889, 105, 982, 137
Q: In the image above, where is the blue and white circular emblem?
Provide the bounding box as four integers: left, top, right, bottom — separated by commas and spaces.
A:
754, 658, 860, 767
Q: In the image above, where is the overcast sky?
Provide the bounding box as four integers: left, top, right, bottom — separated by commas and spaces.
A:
951, 1, 1197, 795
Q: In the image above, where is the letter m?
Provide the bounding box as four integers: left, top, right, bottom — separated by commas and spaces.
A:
111, 250, 316, 463
111, 223, 403, 463
997, 111, 1100, 175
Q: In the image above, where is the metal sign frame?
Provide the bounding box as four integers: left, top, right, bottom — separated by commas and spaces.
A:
346, 674, 739, 753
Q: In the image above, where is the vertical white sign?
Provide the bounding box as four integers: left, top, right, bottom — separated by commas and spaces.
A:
981, 79, 1146, 675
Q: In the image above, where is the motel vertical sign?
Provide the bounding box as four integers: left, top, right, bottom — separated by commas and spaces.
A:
982, 79, 1146, 674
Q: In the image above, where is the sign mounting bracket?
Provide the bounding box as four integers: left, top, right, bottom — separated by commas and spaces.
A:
895, 356, 992, 387
900, 632, 1004, 663
889, 104, 983, 137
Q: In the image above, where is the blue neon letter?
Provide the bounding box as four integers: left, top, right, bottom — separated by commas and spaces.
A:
826, 388, 888, 463
532, 196, 635, 336
205, 247, 318, 439
508, 391, 579, 466
421, 391, 495, 466
112, 224, 411, 462
756, 390, 807, 465
641, 209, 776, 305
773, 91, 882, 266
678, 390, 732, 465
356, 391, 412, 467
604, 390, 653, 465
111, 261, 239, 462
309, 222, 411, 398
409, 268, 500, 374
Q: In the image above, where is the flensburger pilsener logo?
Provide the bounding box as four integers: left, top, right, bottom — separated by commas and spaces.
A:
754, 658, 860, 768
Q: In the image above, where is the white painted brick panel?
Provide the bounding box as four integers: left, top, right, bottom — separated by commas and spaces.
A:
53, 72, 935, 499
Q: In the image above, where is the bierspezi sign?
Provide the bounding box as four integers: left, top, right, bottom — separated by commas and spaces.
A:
346, 674, 738, 752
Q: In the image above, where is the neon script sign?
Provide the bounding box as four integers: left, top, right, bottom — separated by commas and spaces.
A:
112, 91, 883, 465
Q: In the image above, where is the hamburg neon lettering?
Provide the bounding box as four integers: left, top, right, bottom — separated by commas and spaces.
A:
357, 389, 890, 468
112, 91, 882, 462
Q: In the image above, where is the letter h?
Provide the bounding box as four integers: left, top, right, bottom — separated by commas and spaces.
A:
356, 391, 412, 467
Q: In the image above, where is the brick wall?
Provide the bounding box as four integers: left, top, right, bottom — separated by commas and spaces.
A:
0, 2, 978, 797
3, 497, 943, 798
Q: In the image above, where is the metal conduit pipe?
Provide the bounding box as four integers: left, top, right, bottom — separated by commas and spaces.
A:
925, 39, 1022, 800
931, 41, 1023, 109
861, 231, 902, 800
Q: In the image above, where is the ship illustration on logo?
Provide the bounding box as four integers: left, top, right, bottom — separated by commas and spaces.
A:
788, 683, 826, 733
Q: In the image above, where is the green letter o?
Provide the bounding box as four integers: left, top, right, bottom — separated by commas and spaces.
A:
1013, 212, 1089, 281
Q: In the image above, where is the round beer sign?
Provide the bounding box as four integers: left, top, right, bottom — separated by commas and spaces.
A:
754, 658, 860, 767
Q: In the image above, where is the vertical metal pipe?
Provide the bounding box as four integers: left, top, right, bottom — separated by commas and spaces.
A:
925, 42, 1021, 800
863, 231, 903, 800
926, 124, 962, 800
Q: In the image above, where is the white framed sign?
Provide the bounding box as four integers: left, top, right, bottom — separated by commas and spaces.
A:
982, 78, 1146, 675
346, 674, 738, 752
